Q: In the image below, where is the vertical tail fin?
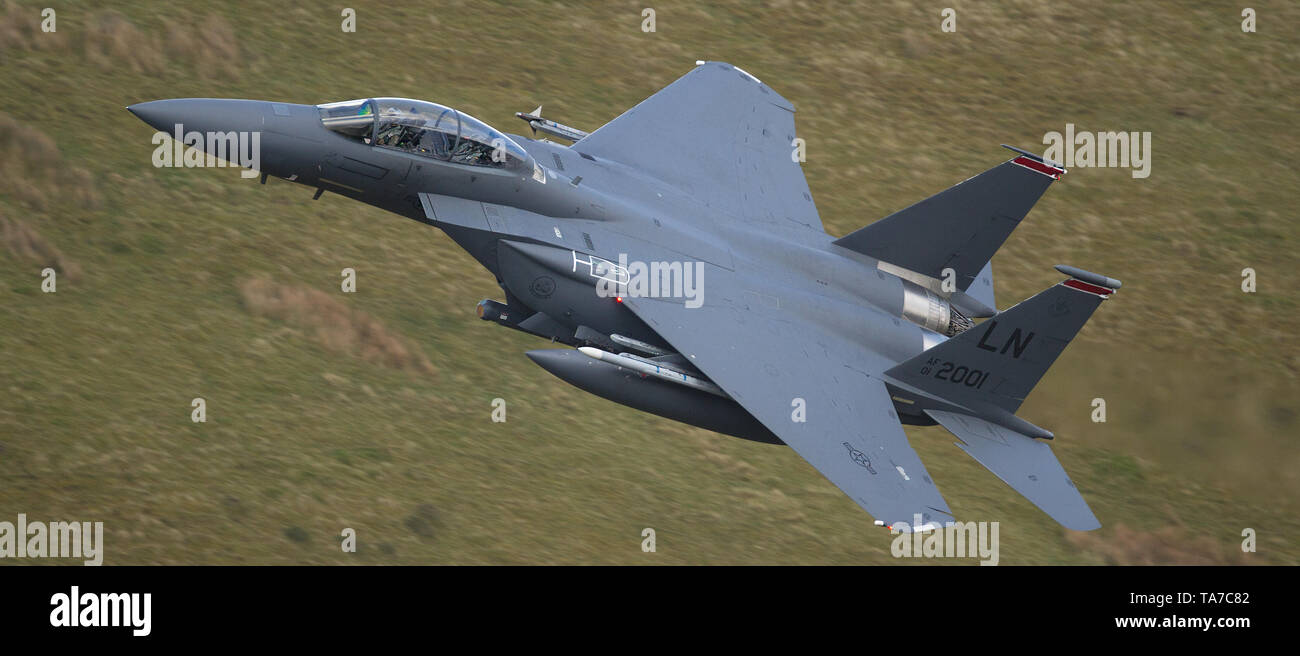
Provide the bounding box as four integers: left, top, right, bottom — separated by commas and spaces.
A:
833, 146, 1065, 292
886, 266, 1120, 414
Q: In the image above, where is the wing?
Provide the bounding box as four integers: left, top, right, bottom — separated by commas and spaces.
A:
573, 61, 824, 233
620, 265, 953, 531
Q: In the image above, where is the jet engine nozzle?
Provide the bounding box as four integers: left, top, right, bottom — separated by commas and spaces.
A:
900, 279, 973, 337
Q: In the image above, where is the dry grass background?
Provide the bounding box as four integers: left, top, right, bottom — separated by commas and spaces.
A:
238, 277, 435, 375
0, 112, 100, 211
1, 211, 81, 281
1067, 524, 1249, 566
0, 1, 1296, 564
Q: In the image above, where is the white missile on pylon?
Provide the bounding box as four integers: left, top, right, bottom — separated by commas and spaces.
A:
576, 347, 728, 398
515, 105, 589, 142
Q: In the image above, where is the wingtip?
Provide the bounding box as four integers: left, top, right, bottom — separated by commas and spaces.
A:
1055, 264, 1122, 290
1000, 144, 1063, 169
1065, 517, 1103, 532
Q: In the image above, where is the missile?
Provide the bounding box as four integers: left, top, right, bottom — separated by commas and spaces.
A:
515, 105, 589, 142
577, 347, 728, 398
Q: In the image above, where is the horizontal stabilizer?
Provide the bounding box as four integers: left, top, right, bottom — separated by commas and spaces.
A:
927, 410, 1099, 531
833, 148, 1064, 291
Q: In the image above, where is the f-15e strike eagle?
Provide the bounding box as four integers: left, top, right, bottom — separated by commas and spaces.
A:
129, 61, 1120, 532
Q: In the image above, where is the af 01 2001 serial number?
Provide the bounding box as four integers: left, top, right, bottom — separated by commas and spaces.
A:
919, 358, 990, 389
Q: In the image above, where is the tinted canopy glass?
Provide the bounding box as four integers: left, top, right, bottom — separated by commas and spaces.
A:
317, 99, 375, 138
371, 98, 530, 170
317, 98, 532, 171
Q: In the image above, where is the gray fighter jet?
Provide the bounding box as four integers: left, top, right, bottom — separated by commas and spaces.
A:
128, 61, 1119, 532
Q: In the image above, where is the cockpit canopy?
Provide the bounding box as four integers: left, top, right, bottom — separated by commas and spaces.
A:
317, 98, 531, 172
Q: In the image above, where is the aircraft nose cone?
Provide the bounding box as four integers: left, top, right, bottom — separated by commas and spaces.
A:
125, 101, 168, 131
125, 98, 268, 134
127, 99, 210, 132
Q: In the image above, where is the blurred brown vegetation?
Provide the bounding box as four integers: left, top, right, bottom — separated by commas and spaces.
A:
1067, 525, 1249, 566
239, 277, 436, 376
1, 210, 81, 280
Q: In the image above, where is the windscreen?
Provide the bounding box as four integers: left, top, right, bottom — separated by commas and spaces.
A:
317, 99, 375, 139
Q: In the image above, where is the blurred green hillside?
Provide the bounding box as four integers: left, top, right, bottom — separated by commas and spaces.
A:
0, 0, 1296, 564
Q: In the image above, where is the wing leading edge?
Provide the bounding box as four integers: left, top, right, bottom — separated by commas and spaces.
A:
573, 61, 824, 234
621, 275, 953, 531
